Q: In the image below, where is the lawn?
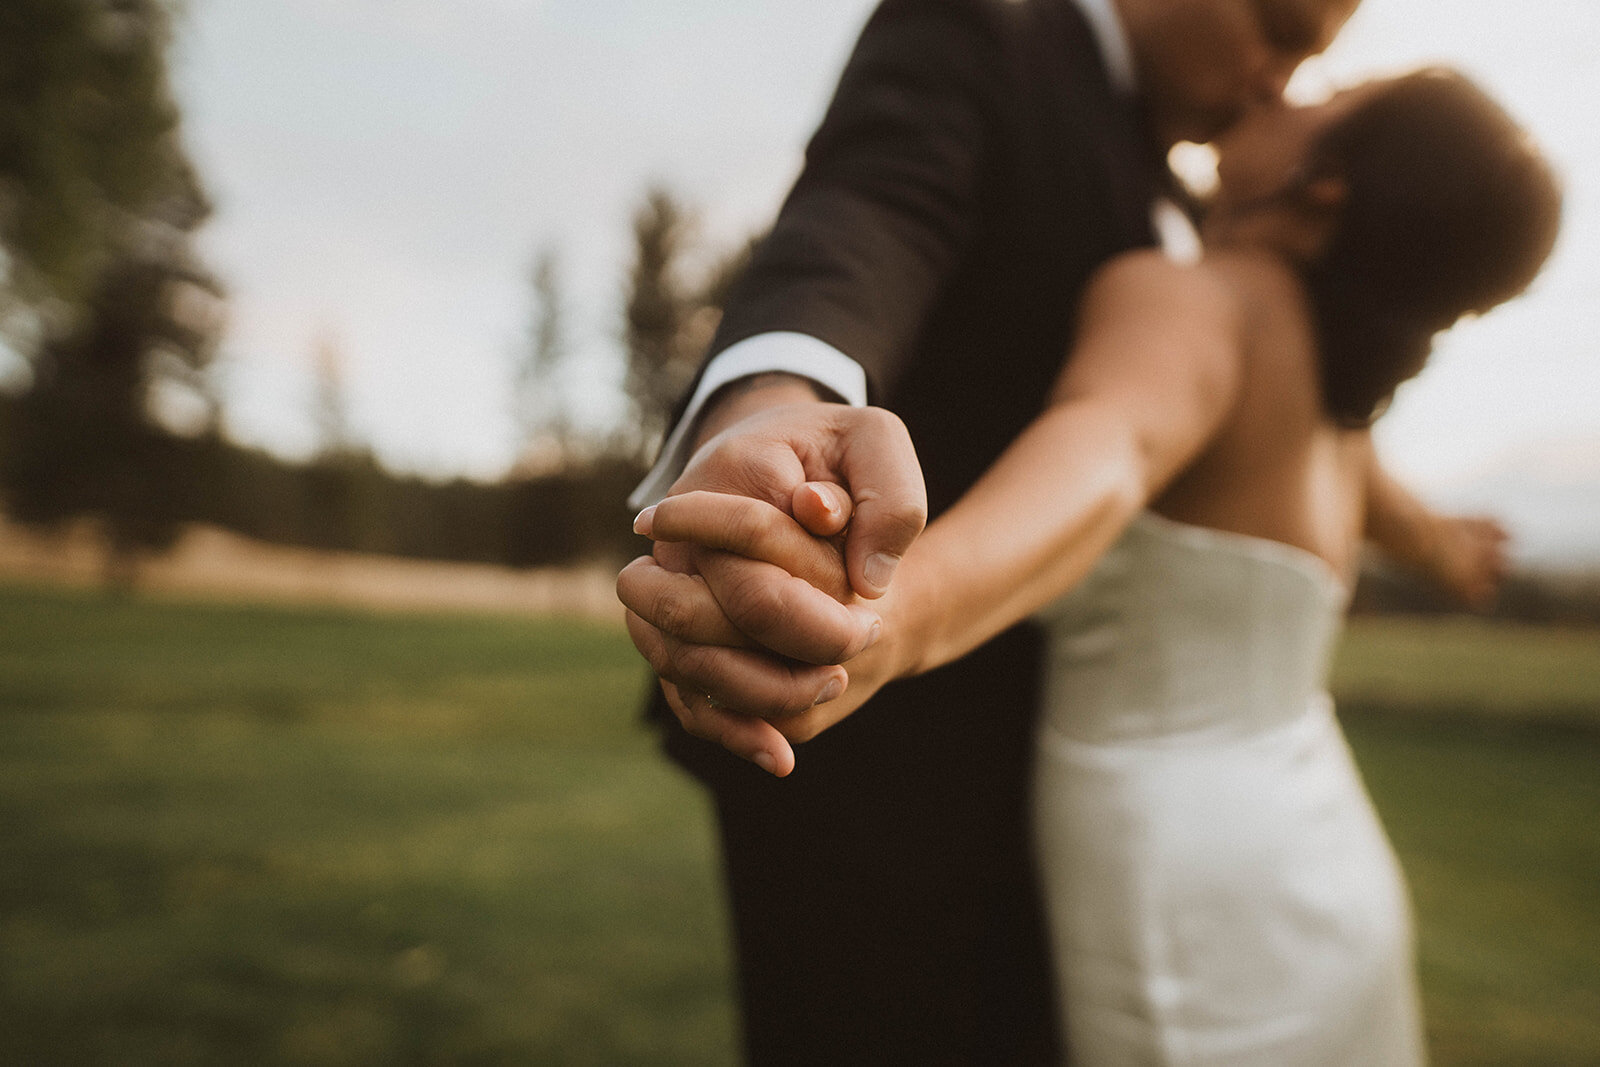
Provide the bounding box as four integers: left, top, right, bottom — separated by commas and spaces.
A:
0, 585, 732, 1064
1334, 616, 1600, 1064
1, 585, 1596, 1064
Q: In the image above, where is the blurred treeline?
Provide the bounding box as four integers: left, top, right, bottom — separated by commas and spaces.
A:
1353, 566, 1600, 627
3, 2, 1597, 625
0, 1, 745, 579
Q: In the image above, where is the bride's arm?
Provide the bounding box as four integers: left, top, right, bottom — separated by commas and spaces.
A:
884, 251, 1245, 675
645, 251, 1247, 755
1362, 442, 1509, 608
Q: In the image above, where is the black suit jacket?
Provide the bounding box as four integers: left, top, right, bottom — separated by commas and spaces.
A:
649, 0, 1164, 1061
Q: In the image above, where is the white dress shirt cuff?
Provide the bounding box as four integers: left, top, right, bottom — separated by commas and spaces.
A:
627, 332, 870, 509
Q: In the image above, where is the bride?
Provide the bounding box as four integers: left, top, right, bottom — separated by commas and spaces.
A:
632, 68, 1561, 1063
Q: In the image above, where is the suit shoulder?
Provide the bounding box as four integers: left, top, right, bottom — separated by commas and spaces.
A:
853, 0, 1078, 51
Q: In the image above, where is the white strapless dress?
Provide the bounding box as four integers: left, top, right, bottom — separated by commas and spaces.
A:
1032, 512, 1425, 1065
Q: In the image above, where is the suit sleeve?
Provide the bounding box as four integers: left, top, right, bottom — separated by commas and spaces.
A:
705, 0, 1007, 399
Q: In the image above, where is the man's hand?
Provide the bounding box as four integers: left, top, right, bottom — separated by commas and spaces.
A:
617, 388, 926, 774
673, 398, 927, 599
621, 485, 922, 775
620, 484, 874, 778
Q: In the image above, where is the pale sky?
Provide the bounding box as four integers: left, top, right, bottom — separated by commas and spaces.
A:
162, 0, 1597, 502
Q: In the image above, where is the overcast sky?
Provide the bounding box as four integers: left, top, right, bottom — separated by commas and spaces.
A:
162, 0, 1599, 496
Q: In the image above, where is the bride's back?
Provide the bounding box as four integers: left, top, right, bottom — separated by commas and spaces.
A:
1150, 249, 1371, 585
1146, 68, 1563, 582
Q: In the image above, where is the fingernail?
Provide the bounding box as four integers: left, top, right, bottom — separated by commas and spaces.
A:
632, 505, 657, 535
812, 484, 841, 518
815, 678, 843, 706
752, 751, 778, 775
864, 619, 882, 650
862, 552, 899, 592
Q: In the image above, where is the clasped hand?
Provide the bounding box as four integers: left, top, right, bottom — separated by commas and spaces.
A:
616, 402, 927, 777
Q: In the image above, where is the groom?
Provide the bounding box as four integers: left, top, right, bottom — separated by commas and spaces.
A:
622, 0, 1361, 1061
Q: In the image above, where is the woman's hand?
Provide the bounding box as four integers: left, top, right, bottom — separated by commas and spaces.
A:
622, 483, 921, 775
1364, 452, 1511, 610
758, 572, 926, 744
1421, 514, 1510, 609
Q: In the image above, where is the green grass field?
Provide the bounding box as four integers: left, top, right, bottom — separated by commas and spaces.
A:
1, 585, 1597, 1064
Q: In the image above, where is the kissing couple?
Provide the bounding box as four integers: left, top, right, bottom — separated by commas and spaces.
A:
619, 0, 1562, 1062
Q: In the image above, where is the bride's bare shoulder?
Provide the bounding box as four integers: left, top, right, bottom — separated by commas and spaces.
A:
1089, 247, 1232, 290
1199, 250, 1325, 409
1082, 249, 1244, 326
1198, 248, 1309, 314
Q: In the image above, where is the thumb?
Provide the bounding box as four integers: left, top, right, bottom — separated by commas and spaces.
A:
831, 409, 927, 598
791, 480, 853, 538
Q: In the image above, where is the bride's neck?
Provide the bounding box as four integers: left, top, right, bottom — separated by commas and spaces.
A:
1199, 209, 1321, 265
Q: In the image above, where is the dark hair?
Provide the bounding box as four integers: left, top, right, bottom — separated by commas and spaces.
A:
1301, 68, 1563, 425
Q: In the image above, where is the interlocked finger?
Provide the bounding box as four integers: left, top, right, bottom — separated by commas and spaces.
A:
616, 555, 750, 647
659, 681, 795, 777
624, 609, 848, 719
644, 491, 852, 600
694, 550, 881, 666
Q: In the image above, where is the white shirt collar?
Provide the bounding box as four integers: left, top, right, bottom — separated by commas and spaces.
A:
1069, 0, 1137, 97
